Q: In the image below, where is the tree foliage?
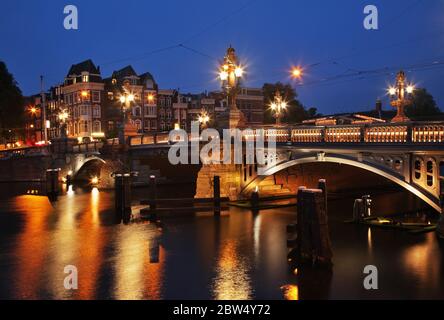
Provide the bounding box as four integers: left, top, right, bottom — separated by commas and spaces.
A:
262, 82, 320, 124
0, 61, 24, 140
406, 88, 441, 118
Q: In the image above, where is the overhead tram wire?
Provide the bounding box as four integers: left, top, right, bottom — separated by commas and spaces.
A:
180, 0, 261, 45
98, 0, 260, 68
298, 59, 444, 88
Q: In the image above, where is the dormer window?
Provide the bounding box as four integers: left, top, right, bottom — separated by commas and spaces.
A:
112, 78, 117, 85
82, 74, 89, 83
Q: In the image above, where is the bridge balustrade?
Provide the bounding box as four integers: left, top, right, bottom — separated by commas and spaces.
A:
265, 129, 290, 143
364, 126, 408, 143
291, 128, 323, 143
325, 127, 361, 143
71, 141, 103, 153
413, 125, 444, 143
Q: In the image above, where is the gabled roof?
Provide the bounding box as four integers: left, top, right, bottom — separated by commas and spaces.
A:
111, 65, 138, 79
139, 72, 155, 82
67, 59, 100, 76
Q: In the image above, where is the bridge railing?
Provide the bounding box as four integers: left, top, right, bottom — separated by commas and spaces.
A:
0, 145, 50, 159
128, 121, 444, 147
72, 141, 103, 153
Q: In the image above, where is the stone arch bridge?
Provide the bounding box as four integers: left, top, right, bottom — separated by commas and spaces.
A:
130, 122, 444, 213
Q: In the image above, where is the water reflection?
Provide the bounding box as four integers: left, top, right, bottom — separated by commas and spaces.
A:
213, 240, 252, 300
0, 185, 443, 300
281, 284, 299, 300
13, 195, 52, 299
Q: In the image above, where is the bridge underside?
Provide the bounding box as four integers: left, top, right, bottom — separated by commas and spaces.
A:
241, 149, 444, 213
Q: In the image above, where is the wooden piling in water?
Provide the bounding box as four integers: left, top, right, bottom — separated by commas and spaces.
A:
251, 188, 260, 214
295, 184, 333, 266
149, 175, 157, 210
46, 169, 60, 201
114, 173, 132, 224
213, 176, 221, 216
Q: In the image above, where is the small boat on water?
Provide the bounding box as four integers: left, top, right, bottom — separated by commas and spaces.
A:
345, 216, 437, 234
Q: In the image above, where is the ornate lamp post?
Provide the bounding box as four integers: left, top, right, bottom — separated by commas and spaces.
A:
270, 90, 288, 126
197, 109, 210, 129
118, 89, 136, 144
388, 70, 414, 123
218, 46, 245, 129
58, 109, 69, 138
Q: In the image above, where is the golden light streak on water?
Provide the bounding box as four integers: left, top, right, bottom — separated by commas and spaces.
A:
212, 240, 252, 300
114, 226, 150, 300
281, 284, 299, 300
13, 196, 53, 299
75, 189, 107, 299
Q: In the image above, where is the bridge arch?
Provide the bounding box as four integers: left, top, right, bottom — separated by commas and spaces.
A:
72, 157, 107, 183
242, 154, 442, 213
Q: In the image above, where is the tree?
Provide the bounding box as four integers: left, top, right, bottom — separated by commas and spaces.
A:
406, 88, 441, 118
262, 82, 320, 124
0, 61, 24, 142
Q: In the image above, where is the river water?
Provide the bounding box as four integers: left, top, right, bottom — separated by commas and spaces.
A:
0, 182, 443, 300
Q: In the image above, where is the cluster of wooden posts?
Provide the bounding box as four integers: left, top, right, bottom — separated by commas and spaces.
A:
139, 175, 229, 221
287, 179, 333, 267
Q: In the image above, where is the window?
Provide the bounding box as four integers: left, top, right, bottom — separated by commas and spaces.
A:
112, 78, 117, 85
80, 105, 88, 116
93, 121, 101, 133
80, 120, 89, 133
135, 120, 142, 131
92, 91, 101, 103
134, 106, 141, 117
82, 74, 89, 83
108, 92, 114, 100
92, 105, 101, 118
108, 121, 115, 132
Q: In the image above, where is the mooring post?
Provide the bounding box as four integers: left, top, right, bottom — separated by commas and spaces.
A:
149, 175, 157, 210
122, 173, 132, 224
114, 173, 123, 223
318, 179, 327, 214
353, 199, 364, 222
295, 186, 307, 262
251, 187, 260, 214
46, 169, 60, 201
296, 187, 333, 266
213, 175, 221, 216
66, 172, 72, 186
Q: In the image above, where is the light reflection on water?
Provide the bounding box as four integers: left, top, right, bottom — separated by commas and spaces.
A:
0, 185, 443, 300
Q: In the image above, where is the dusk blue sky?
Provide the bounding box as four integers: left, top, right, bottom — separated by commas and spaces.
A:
1, 0, 444, 115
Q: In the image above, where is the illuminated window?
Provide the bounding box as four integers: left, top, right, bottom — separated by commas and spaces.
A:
93, 121, 101, 133
82, 75, 89, 83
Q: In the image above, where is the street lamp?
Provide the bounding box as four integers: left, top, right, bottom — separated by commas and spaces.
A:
388, 70, 414, 123
270, 90, 288, 126
290, 66, 303, 79
118, 90, 136, 144
218, 46, 245, 129
58, 109, 69, 137
198, 110, 210, 128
